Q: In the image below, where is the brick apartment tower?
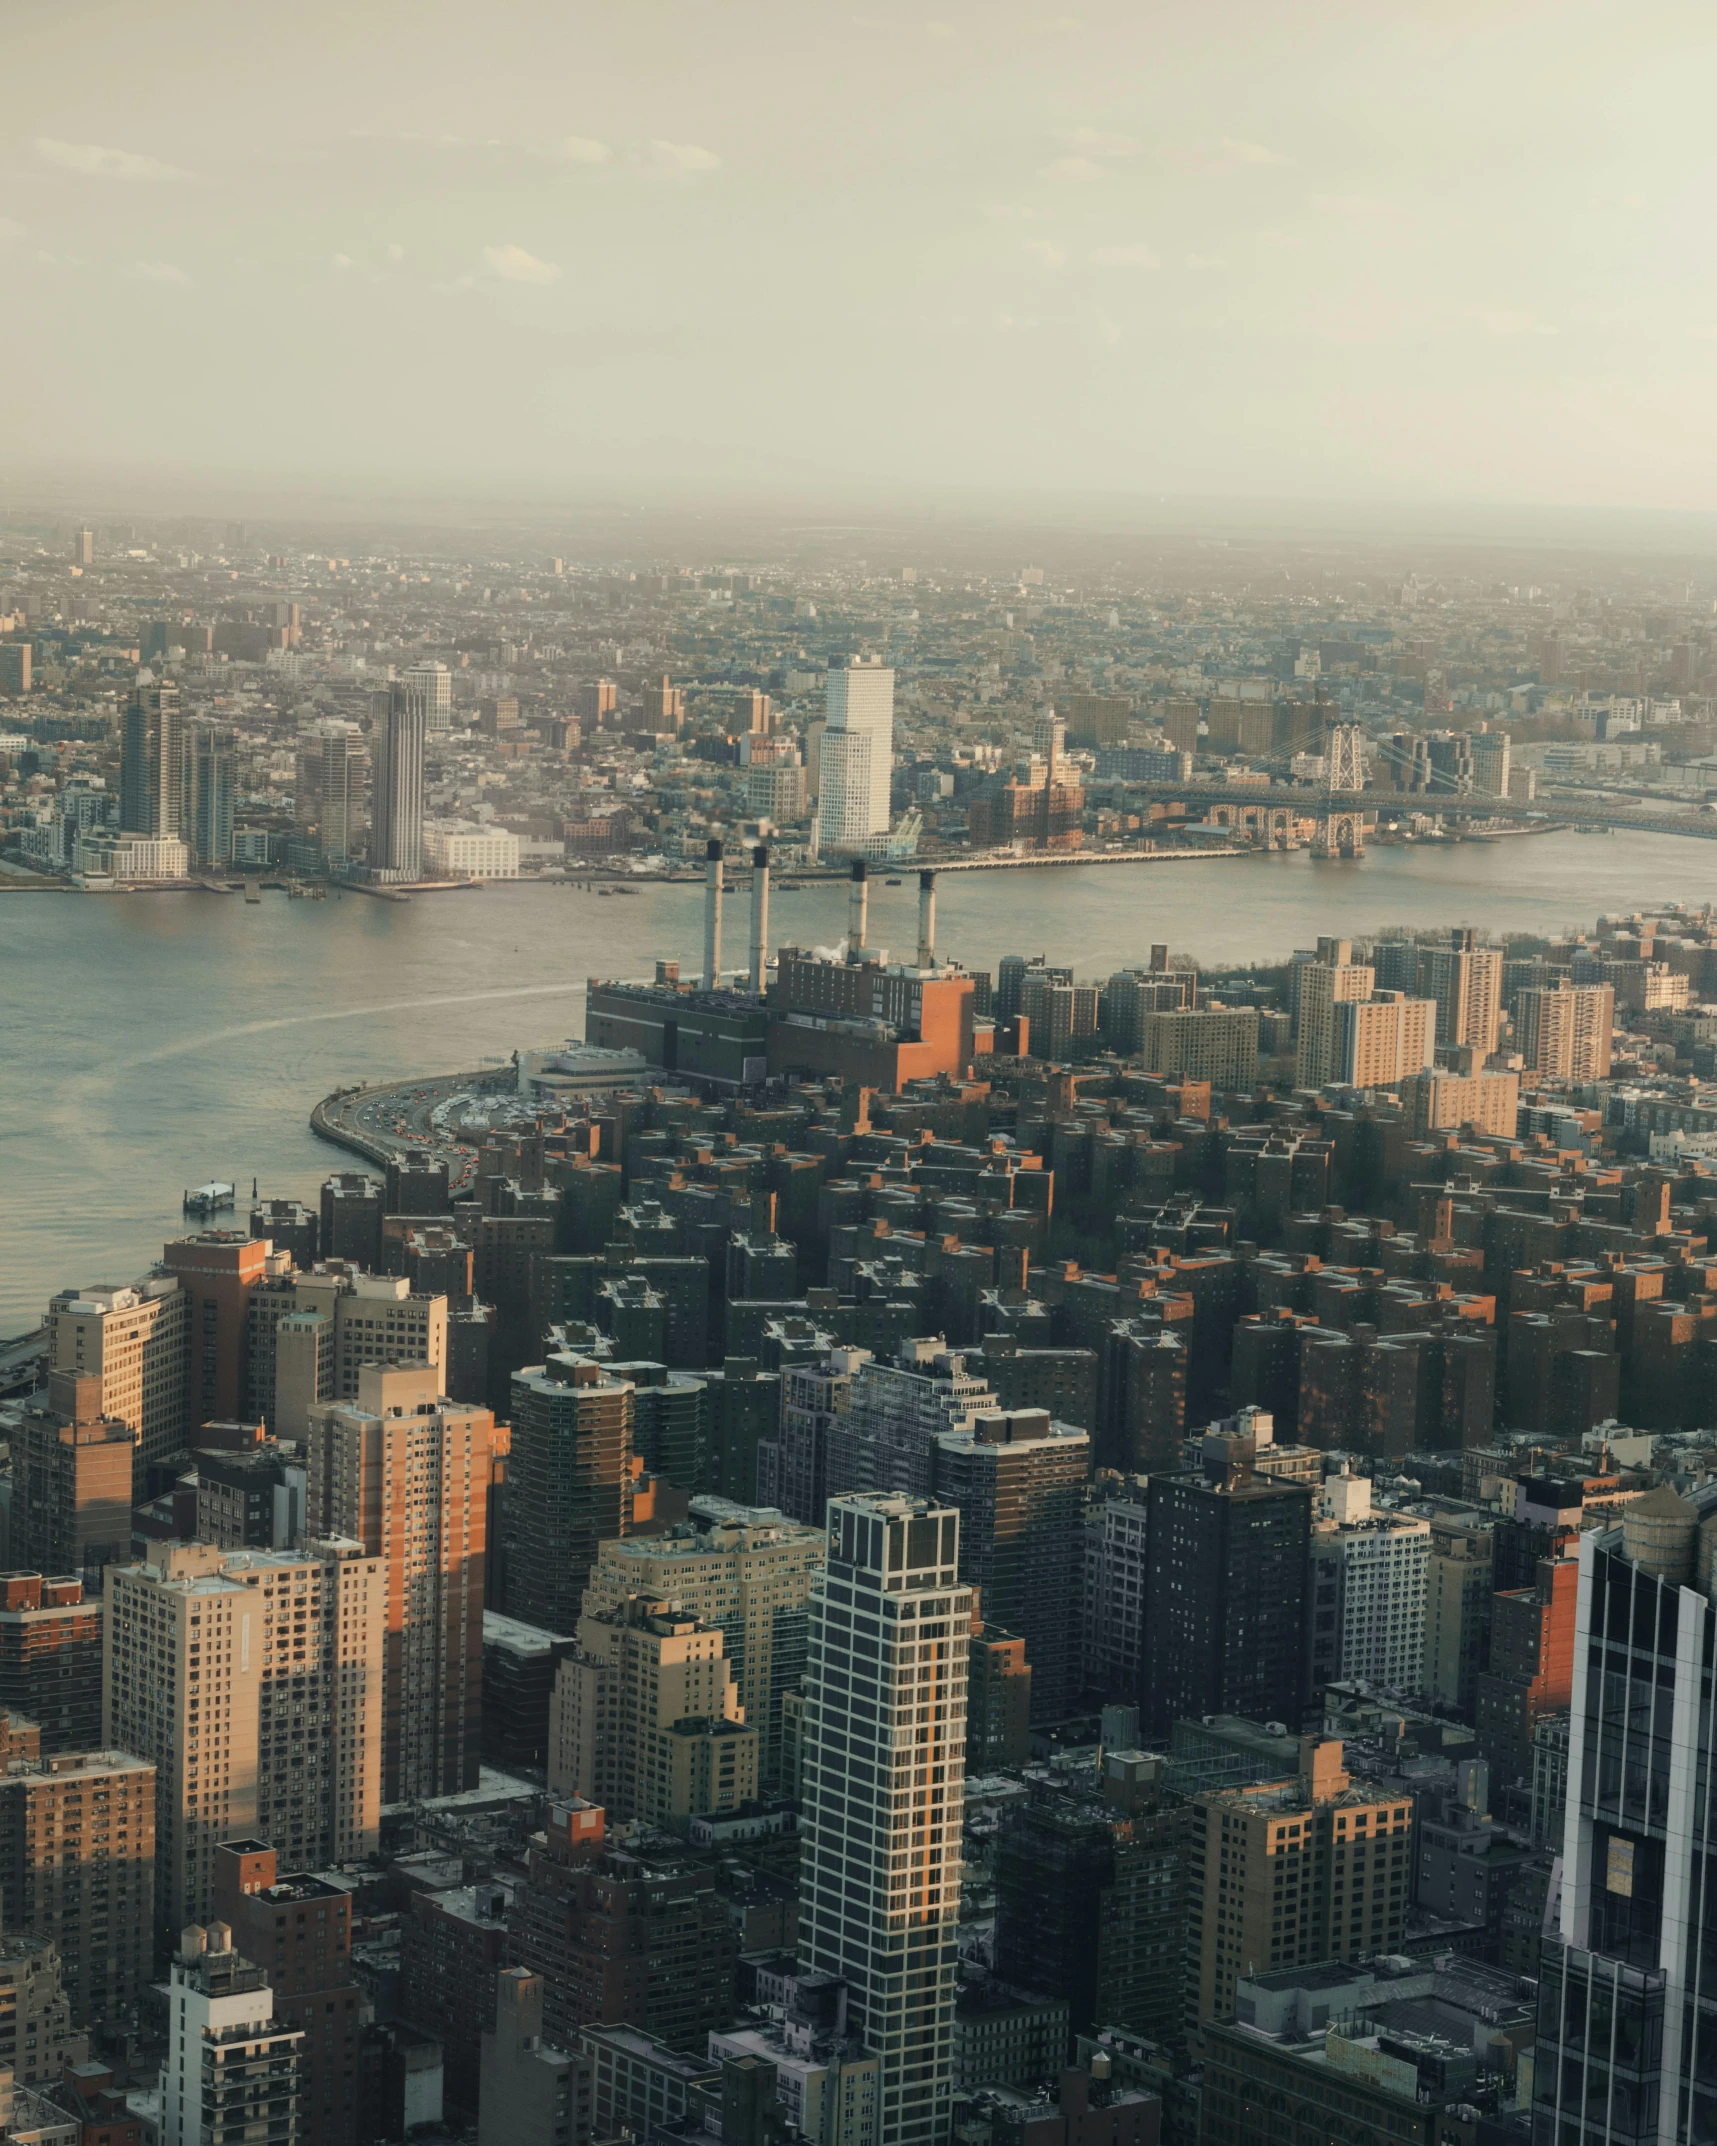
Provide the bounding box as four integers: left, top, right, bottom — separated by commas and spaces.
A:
305, 1362, 496, 1801
214, 1838, 365, 2146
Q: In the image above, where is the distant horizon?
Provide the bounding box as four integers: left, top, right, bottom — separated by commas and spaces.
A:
12, 472, 1717, 579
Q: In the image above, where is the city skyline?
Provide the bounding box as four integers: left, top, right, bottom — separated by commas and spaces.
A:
10, 5, 1717, 2139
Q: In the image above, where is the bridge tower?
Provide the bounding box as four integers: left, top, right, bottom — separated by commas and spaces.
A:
1315, 723, 1367, 858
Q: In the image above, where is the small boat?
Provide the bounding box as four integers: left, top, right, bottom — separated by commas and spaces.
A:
244, 884, 261, 904
885, 876, 902, 886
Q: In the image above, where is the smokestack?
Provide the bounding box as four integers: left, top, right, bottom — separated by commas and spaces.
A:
847, 858, 868, 962
917, 869, 937, 968
749, 844, 770, 993
703, 839, 724, 989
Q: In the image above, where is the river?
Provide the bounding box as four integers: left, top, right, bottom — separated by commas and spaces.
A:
2, 832, 1711, 1332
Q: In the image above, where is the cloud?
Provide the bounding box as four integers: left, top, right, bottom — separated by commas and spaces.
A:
36, 137, 198, 181
387, 243, 405, 261
332, 252, 356, 269
1068, 127, 1138, 158
0, 217, 23, 243
1311, 192, 1396, 222
984, 204, 1039, 221
483, 242, 562, 284
1023, 238, 1068, 269
1473, 306, 1556, 338
1090, 242, 1160, 267
125, 259, 192, 285
1221, 136, 1290, 166
1165, 136, 1292, 176
646, 139, 721, 175
558, 135, 611, 164
1040, 156, 1102, 184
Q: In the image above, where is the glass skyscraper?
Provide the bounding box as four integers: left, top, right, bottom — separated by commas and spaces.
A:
1535, 1490, 1717, 2146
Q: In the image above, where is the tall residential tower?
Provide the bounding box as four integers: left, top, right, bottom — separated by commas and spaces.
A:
800, 1494, 970, 2146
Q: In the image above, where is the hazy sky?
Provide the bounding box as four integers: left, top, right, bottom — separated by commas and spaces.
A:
8, 0, 1717, 512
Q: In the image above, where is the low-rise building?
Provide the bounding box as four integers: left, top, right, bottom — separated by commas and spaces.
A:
423, 823, 520, 879
1202, 1954, 1534, 2146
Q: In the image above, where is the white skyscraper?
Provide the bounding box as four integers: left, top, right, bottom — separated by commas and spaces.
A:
404, 659, 454, 733
818, 659, 894, 854
161, 1922, 303, 2146
800, 1493, 969, 2146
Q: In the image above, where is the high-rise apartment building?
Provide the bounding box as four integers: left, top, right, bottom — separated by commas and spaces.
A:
0, 1937, 85, 2087
994, 1767, 1191, 2047
1141, 1445, 1312, 1738
1018, 974, 1098, 1059
508, 1799, 738, 2056
769, 1349, 868, 1526
103, 1540, 383, 1947
1416, 928, 1504, 1058
45, 1278, 188, 1484
183, 720, 236, 869
305, 1363, 495, 1802
370, 682, 427, 880
548, 1594, 758, 1824
636, 674, 685, 734
161, 1922, 304, 2146
8, 1372, 134, 1582
403, 658, 454, 733
1306, 1471, 1430, 1696
1474, 1551, 1578, 1792
1293, 939, 1375, 1088
1330, 990, 1436, 1089
213, 1840, 366, 2146
0, 1574, 104, 1754
576, 679, 619, 728
161, 1230, 273, 1429
818, 659, 895, 854
320, 1172, 385, 1267
1516, 980, 1615, 1081
1469, 727, 1511, 798
1422, 1511, 1494, 1715
245, 1265, 449, 1437
1404, 1065, 1520, 1137
930, 1408, 1089, 1719
824, 1341, 997, 1504
1189, 1739, 1413, 2026
481, 1968, 592, 2146
967, 1614, 1032, 1769
575, 1499, 825, 1790
0, 1748, 154, 2030
119, 673, 183, 838
294, 719, 370, 872
800, 1494, 970, 2146
1082, 1483, 1150, 1699
505, 1355, 634, 1634
1141, 1006, 1259, 1088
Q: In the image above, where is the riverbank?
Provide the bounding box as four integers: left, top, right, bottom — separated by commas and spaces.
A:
8, 830, 1717, 1328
